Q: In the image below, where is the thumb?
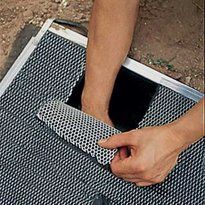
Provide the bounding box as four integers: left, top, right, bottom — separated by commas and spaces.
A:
98, 131, 135, 149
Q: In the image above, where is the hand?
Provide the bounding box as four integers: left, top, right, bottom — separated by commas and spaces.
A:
82, 103, 113, 126
98, 125, 188, 186
81, 90, 113, 126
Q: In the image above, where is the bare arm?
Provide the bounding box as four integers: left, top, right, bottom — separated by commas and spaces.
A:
99, 98, 205, 186
82, 0, 140, 125
171, 98, 205, 146
81, 0, 204, 187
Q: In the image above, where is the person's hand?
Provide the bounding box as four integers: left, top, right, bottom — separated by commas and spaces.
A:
81, 90, 113, 126
81, 105, 113, 126
98, 125, 189, 186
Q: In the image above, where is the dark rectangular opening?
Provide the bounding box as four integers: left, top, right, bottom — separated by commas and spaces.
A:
67, 67, 158, 131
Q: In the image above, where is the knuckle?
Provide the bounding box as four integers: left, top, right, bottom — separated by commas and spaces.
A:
152, 176, 165, 184
110, 165, 117, 173
129, 161, 138, 172
157, 177, 165, 183
142, 173, 152, 181
128, 130, 137, 139
131, 130, 140, 139
152, 178, 159, 184
129, 130, 137, 137
111, 164, 121, 175
135, 163, 147, 172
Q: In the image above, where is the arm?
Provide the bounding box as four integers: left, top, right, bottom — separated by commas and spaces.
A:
98, 98, 205, 186
171, 98, 204, 146
82, 0, 140, 125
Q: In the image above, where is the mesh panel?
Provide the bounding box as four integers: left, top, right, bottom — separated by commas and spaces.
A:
0, 109, 161, 205
37, 100, 120, 165
0, 29, 204, 205
0, 31, 162, 205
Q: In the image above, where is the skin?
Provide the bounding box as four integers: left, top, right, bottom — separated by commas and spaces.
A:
82, 0, 205, 186
98, 99, 204, 186
82, 0, 140, 125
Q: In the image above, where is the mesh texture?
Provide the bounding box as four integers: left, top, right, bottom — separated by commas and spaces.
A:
0, 31, 161, 205
37, 100, 120, 165
0, 30, 204, 205
138, 85, 204, 205
138, 85, 196, 127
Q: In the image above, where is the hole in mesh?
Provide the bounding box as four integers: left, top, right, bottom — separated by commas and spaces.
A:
67, 67, 158, 131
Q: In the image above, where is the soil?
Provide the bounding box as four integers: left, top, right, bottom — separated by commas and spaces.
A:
0, 0, 204, 92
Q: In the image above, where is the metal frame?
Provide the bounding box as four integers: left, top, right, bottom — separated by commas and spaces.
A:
0, 19, 203, 102
0, 19, 54, 97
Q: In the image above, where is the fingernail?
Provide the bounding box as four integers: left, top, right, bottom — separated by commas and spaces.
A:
98, 138, 108, 144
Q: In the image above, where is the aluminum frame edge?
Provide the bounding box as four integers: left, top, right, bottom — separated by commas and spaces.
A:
49, 23, 204, 102
0, 19, 54, 97
0, 19, 203, 102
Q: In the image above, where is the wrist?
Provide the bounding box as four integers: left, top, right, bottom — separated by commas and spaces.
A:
167, 121, 194, 151
81, 87, 110, 111
82, 72, 115, 110
81, 90, 113, 125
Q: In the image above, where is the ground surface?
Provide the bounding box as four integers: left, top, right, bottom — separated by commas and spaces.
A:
0, 0, 204, 92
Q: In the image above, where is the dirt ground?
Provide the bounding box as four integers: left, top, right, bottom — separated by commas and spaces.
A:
0, 0, 204, 92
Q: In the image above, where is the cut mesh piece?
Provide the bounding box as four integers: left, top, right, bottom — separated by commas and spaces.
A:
0, 29, 204, 205
0, 108, 162, 205
37, 100, 120, 165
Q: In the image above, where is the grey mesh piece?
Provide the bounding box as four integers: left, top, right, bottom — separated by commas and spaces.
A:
0, 30, 204, 204
37, 100, 120, 165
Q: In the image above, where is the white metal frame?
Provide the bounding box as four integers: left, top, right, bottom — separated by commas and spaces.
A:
0, 19, 54, 97
0, 19, 203, 102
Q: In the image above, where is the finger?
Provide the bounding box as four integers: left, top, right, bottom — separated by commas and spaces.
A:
119, 147, 128, 160
111, 151, 121, 163
115, 172, 137, 179
120, 173, 144, 180
98, 131, 135, 149
111, 157, 134, 176
123, 178, 142, 183
123, 177, 154, 186
136, 181, 154, 187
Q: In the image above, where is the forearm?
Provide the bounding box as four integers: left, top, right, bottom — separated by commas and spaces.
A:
170, 98, 205, 147
82, 0, 139, 110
